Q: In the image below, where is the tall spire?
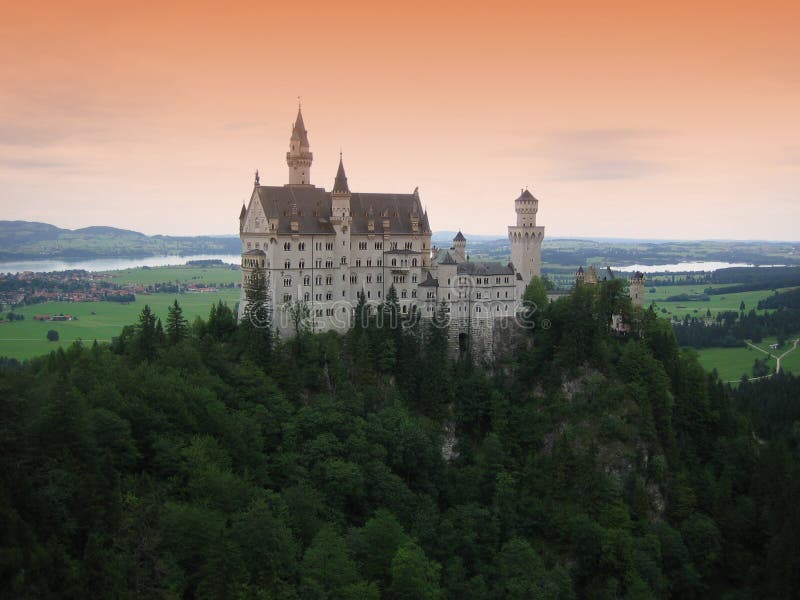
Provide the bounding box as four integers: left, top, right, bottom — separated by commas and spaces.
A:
286, 103, 313, 185
333, 152, 350, 194
291, 106, 310, 148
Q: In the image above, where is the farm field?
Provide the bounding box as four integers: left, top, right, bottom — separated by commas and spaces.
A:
695, 336, 800, 383
102, 264, 240, 286
645, 285, 787, 320
1, 265, 242, 360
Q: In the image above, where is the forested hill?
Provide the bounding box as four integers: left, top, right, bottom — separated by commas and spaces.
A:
2, 280, 800, 598
0, 220, 240, 260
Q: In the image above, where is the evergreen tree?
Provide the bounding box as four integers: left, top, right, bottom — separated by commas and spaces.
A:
166, 299, 189, 345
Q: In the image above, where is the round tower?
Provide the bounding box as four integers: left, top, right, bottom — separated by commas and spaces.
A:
508, 188, 545, 294
286, 105, 313, 185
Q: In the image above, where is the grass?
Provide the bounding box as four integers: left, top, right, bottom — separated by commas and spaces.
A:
645, 285, 786, 321
0, 265, 242, 360
694, 336, 800, 383
102, 265, 240, 286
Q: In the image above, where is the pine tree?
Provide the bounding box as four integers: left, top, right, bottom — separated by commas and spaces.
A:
136, 305, 158, 360
166, 299, 188, 345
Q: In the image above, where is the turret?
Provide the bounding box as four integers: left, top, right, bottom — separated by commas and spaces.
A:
452, 231, 466, 263
286, 105, 313, 185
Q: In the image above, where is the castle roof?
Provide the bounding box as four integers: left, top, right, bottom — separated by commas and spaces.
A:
457, 261, 514, 276
453, 231, 466, 242
252, 185, 431, 236
291, 107, 310, 146
333, 156, 350, 194
434, 250, 458, 265
418, 272, 439, 287
516, 188, 537, 201
239, 204, 246, 220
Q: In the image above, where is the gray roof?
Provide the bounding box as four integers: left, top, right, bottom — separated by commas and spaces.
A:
291, 107, 310, 147
433, 249, 458, 265
516, 188, 537, 201
418, 272, 439, 287
453, 231, 466, 242
333, 157, 350, 193
457, 261, 514, 276
253, 186, 431, 236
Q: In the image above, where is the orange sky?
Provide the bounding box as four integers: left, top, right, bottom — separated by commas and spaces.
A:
1, 0, 798, 239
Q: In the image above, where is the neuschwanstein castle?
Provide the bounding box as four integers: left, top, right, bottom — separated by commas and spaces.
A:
238, 106, 551, 356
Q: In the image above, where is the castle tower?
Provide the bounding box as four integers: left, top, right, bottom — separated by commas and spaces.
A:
286, 106, 313, 185
629, 271, 645, 308
508, 188, 545, 294
452, 231, 466, 263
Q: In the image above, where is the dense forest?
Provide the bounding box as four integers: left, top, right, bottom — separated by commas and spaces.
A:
672, 306, 800, 348
2, 280, 800, 598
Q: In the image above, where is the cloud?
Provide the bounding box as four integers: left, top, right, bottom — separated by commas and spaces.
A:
0, 156, 73, 170
498, 127, 669, 181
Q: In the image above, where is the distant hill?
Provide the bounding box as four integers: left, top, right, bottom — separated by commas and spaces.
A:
0, 221, 240, 260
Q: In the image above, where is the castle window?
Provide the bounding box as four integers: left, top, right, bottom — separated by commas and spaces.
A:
402, 305, 407, 313
476, 306, 481, 313
316, 242, 322, 250
326, 308, 334, 316
283, 278, 292, 287
350, 274, 357, 284
355, 259, 362, 267
284, 260, 291, 269
326, 242, 334, 251
505, 292, 508, 298
377, 274, 382, 283
326, 260, 333, 268
375, 242, 383, 250
326, 292, 332, 300
377, 291, 381, 298
255, 242, 260, 248
341, 257, 347, 265
304, 292, 310, 301
283, 294, 292, 302
390, 242, 398, 250
247, 242, 252, 249
505, 277, 509, 283
299, 260, 305, 269
316, 309, 322, 316
405, 242, 412, 250
304, 276, 311, 286
367, 291, 371, 298
412, 259, 417, 267
316, 293, 322, 301
359, 241, 367, 250
284, 242, 291, 251
367, 259, 372, 267
299, 242, 306, 251
401, 290, 407, 298
326, 275, 333, 285
316, 275, 323, 285
477, 292, 482, 299
412, 275, 417, 283
411, 290, 417, 298
391, 259, 397, 267
377, 259, 382, 267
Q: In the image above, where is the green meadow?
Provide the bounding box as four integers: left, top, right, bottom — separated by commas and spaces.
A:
644, 285, 785, 321
695, 337, 800, 383
1, 265, 241, 360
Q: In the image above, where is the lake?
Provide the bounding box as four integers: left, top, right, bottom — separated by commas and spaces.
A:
0, 254, 241, 274
0, 256, 783, 276
613, 261, 780, 273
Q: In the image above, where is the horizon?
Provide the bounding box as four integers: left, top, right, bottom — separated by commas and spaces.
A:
1, 1, 798, 240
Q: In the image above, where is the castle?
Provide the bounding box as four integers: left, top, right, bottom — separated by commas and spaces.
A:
238, 106, 640, 356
